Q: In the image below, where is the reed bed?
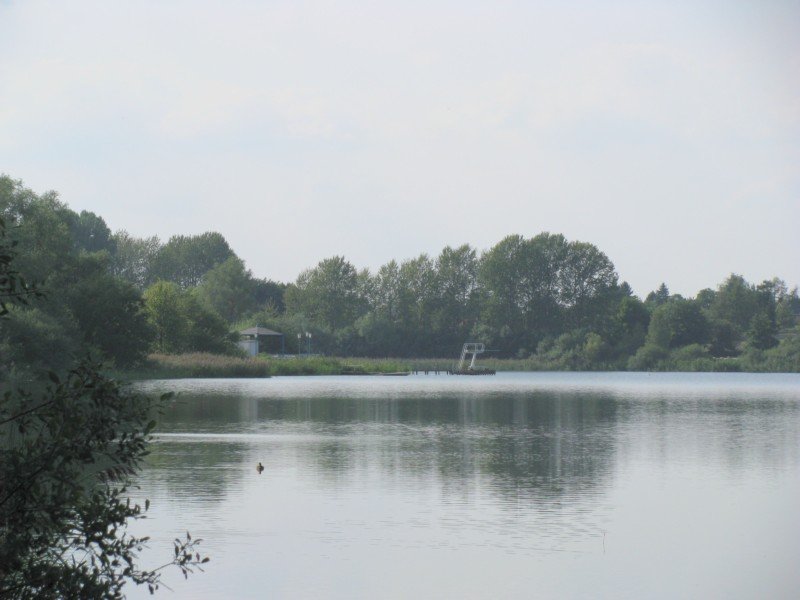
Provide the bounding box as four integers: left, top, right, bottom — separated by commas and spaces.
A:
268, 356, 348, 375
122, 353, 559, 379
267, 356, 414, 375
135, 353, 272, 378
121, 348, 798, 379
268, 356, 537, 374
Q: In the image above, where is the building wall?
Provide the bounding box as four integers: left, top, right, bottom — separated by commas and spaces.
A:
238, 339, 259, 357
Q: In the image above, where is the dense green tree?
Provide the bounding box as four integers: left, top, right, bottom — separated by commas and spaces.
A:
0, 307, 78, 378
396, 254, 438, 354
627, 343, 669, 370
1, 215, 207, 597
0, 177, 75, 284
143, 281, 236, 355
0, 215, 45, 319
776, 288, 800, 330
646, 298, 709, 349
695, 288, 716, 310
143, 281, 187, 353
286, 256, 363, 333
353, 312, 402, 356
149, 232, 234, 289
478, 233, 618, 356
431, 245, 480, 351
1, 180, 153, 373
558, 239, 618, 328
707, 319, 739, 357
667, 343, 714, 371
703, 275, 784, 355
645, 283, 670, 308
747, 311, 778, 350
359, 260, 406, 355
583, 332, 609, 365
180, 289, 238, 354
110, 231, 161, 290
535, 330, 596, 370
252, 278, 287, 313
478, 234, 537, 354
67, 210, 116, 254
60, 253, 153, 367
609, 295, 650, 358
0, 187, 80, 378
756, 325, 800, 371
371, 260, 402, 321
197, 256, 257, 323
708, 274, 761, 334
522, 233, 569, 340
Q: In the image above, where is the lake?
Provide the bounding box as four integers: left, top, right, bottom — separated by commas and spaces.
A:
128, 372, 800, 599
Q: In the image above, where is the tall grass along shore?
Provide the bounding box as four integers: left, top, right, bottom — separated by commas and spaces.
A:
121, 347, 798, 379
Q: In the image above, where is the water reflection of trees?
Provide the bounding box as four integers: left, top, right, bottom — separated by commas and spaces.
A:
142, 439, 247, 506
154, 390, 619, 505
431, 393, 617, 503
156, 395, 251, 431
146, 386, 800, 513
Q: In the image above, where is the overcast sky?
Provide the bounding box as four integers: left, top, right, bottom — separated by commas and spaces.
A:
1, 0, 798, 297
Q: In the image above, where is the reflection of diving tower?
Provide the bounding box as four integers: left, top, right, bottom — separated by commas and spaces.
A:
457, 342, 485, 370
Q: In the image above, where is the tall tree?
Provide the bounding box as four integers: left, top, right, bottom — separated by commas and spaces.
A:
478, 234, 531, 354
111, 230, 161, 290
59, 252, 153, 367
611, 295, 650, 357
645, 283, 671, 308
286, 256, 362, 333
143, 281, 187, 353
197, 256, 257, 323
67, 210, 116, 254
708, 274, 761, 334
558, 239, 618, 329
397, 254, 438, 354
646, 298, 710, 349
0, 176, 75, 284
149, 232, 234, 289
432, 244, 479, 352
371, 260, 402, 321
747, 311, 778, 350
252, 278, 287, 314
143, 281, 234, 354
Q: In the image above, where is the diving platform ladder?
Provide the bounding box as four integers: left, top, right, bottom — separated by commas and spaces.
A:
457, 342, 486, 371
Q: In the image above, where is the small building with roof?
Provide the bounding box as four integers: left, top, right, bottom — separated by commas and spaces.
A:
238, 327, 285, 356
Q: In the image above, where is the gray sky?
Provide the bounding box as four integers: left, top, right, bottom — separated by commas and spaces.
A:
1, 0, 798, 297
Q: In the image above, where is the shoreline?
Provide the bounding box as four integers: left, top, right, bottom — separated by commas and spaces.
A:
113, 351, 799, 380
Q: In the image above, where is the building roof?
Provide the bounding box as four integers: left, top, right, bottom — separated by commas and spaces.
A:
240, 327, 283, 337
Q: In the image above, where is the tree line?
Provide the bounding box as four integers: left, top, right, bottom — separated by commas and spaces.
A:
1, 175, 798, 376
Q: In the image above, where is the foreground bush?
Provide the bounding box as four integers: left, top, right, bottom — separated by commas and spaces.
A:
0, 362, 207, 598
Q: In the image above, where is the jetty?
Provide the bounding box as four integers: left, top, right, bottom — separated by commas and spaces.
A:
408, 343, 496, 375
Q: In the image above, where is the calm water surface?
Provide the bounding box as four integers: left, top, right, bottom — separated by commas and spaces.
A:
129, 372, 800, 599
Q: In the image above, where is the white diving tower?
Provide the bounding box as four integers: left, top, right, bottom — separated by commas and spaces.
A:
456, 342, 486, 371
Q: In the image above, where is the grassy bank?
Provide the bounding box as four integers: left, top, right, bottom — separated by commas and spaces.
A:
120, 354, 420, 379
267, 356, 423, 375
123, 353, 272, 379
120, 347, 799, 380
120, 354, 616, 379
